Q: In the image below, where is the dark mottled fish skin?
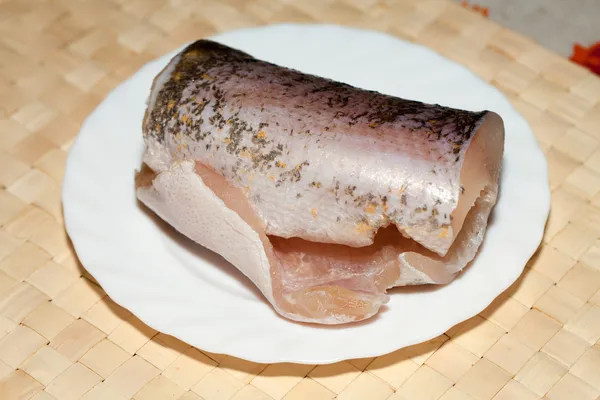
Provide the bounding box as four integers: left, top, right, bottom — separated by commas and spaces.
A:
142, 39, 493, 254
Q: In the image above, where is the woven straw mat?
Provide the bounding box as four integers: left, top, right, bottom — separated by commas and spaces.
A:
2, 0, 600, 399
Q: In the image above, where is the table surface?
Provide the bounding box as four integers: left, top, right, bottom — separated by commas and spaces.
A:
2, 0, 600, 399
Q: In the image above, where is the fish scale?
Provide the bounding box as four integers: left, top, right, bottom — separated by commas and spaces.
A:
143, 40, 497, 255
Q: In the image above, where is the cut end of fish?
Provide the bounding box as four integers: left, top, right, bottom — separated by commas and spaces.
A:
445, 110, 504, 253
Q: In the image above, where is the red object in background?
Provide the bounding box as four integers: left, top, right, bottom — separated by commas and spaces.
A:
570, 42, 600, 76
461, 1, 489, 17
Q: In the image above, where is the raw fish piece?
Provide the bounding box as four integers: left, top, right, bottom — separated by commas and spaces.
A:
136, 40, 505, 324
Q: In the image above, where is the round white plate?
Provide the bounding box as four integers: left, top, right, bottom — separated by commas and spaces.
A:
63, 24, 550, 364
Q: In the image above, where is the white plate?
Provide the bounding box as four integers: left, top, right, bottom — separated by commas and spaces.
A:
63, 24, 550, 364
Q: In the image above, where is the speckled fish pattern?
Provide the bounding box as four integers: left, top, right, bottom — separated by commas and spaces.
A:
142, 40, 490, 255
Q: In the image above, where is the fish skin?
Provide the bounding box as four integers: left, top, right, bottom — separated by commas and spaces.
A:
142, 40, 490, 256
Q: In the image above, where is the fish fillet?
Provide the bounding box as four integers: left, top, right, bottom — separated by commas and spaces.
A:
136, 40, 505, 324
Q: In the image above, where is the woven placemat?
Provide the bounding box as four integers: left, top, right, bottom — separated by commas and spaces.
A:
2, 0, 600, 399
